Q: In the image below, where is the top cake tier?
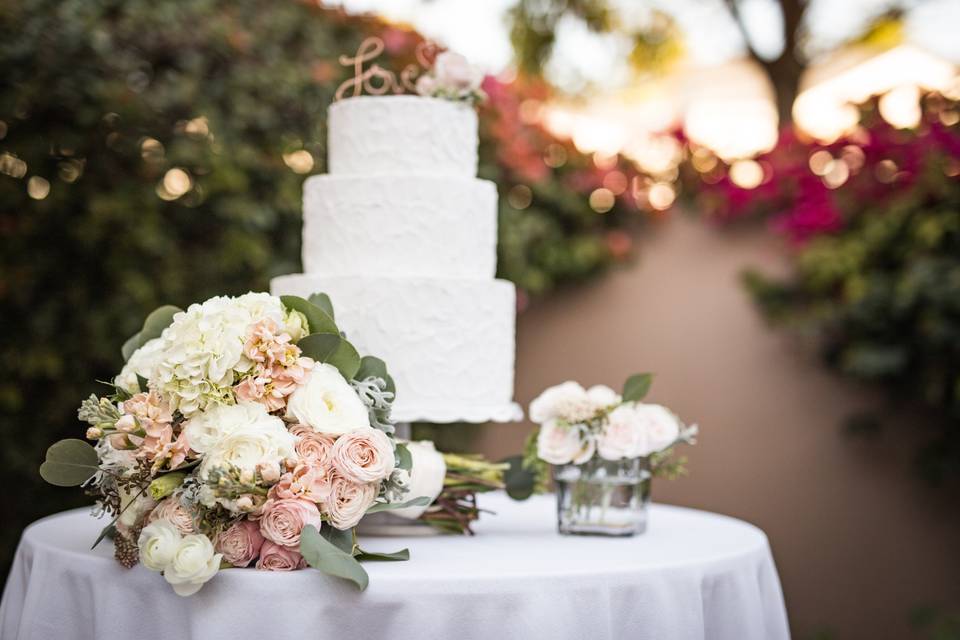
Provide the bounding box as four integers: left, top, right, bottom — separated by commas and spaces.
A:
328, 96, 478, 176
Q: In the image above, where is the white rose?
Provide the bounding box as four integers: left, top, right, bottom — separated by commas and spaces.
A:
529, 381, 596, 424
199, 417, 297, 483
185, 401, 288, 454
286, 363, 370, 435
599, 403, 680, 459
586, 385, 621, 409
138, 519, 182, 571
115, 338, 165, 395
163, 534, 222, 597
433, 51, 483, 92
537, 419, 595, 465
390, 441, 446, 520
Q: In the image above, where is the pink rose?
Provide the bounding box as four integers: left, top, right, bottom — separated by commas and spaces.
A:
291, 424, 335, 465
325, 475, 377, 530
329, 428, 395, 484
256, 541, 306, 571
216, 519, 264, 567
259, 498, 322, 547
148, 497, 195, 535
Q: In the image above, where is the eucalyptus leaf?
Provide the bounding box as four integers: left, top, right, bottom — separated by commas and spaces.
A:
365, 496, 431, 514
321, 526, 355, 555
622, 373, 653, 403
39, 439, 99, 487
280, 295, 338, 336
501, 455, 536, 501
308, 292, 335, 321
395, 443, 412, 471
300, 525, 368, 591
121, 305, 181, 361
355, 547, 410, 562
121, 332, 142, 362
297, 333, 360, 380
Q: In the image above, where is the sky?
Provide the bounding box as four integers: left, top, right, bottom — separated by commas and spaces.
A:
334, 0, 960, 83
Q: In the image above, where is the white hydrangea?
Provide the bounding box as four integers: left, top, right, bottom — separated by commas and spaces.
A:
114, 337, 166, 395
151, 293, 287, 417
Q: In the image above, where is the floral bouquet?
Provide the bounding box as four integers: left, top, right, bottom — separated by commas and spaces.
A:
39, 292, 432, 595
524, 374, 697, 536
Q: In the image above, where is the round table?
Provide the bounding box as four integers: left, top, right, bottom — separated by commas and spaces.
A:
1, 493, 790, 640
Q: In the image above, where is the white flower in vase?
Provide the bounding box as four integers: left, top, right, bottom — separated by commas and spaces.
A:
599, 403, 681, 459
537, 419, 595, 465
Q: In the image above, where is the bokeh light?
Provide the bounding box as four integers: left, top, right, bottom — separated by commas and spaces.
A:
27, 176, 50, 200
729, 160, 764, 189
507, 184, 533, 209
283, 150, 315, 174
589, 187, 615, 213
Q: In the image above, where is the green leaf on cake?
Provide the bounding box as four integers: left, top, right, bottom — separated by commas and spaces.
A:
395, 443, 412, 471
622, 373, 654, 403
308, 292, 335, 321
356, 355, 395, 393
297, 333, 361, 380
300, 525, 369, 591
39, 439, 99, 487
280, 295, 338, 336
355, 547, 410, 562
121, 305, 181, 361
364, 496, 431, 514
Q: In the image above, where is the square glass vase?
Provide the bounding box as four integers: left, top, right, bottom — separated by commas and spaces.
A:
554, 456, 651, 536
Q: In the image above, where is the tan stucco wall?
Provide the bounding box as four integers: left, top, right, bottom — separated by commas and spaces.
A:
477, 215, 960, 639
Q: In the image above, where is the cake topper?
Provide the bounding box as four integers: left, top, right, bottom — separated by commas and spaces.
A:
334, 37, 486, 105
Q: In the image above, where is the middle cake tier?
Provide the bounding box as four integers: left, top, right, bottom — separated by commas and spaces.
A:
302, 174, 498, 279
269, 274, 523, 424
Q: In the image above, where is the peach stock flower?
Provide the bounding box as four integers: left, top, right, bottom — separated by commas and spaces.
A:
259, 498, 322, 547
330, 428, 395, 484
256, 541, 306, 571
269, 463, 334, 504
216, 519, 264, 567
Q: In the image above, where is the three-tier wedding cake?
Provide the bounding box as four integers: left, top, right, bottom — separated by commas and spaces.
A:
271, 95, 522, 424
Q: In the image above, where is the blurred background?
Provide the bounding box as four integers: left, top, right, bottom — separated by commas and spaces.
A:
1, 0, 959, 637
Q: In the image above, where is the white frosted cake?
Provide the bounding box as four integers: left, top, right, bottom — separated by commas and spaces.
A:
271, 95, 523, 423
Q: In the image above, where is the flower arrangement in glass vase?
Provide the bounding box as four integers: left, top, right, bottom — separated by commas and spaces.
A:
38, 291, 456, 596
525, 373, 697, 536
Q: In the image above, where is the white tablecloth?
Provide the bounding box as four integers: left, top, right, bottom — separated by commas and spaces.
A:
1, 493, 789, 640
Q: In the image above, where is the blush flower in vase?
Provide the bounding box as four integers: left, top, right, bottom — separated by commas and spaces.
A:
528, 374, 697, 536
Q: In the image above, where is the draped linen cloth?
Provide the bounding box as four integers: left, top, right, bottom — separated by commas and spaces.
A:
1, 493, 790, 640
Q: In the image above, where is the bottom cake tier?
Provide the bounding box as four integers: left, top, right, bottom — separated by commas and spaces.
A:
270, 274, 523, 423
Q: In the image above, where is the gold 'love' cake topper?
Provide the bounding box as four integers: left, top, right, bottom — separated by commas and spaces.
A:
334, 36, 440, 101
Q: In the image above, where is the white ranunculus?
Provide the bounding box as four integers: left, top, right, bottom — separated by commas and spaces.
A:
286, 363, 370, 435
433, 51, 483, 93
586, 385, 622, 410
153, 293, 286, 417
184, 401, 288, 454
138, 519, 182, 571
529, 381, 597, 424
198, 408, 297, 483
537, 419, 595, 465
163, 534, 222, 597
599, 403, 680, 459
390, 441, 446, 520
